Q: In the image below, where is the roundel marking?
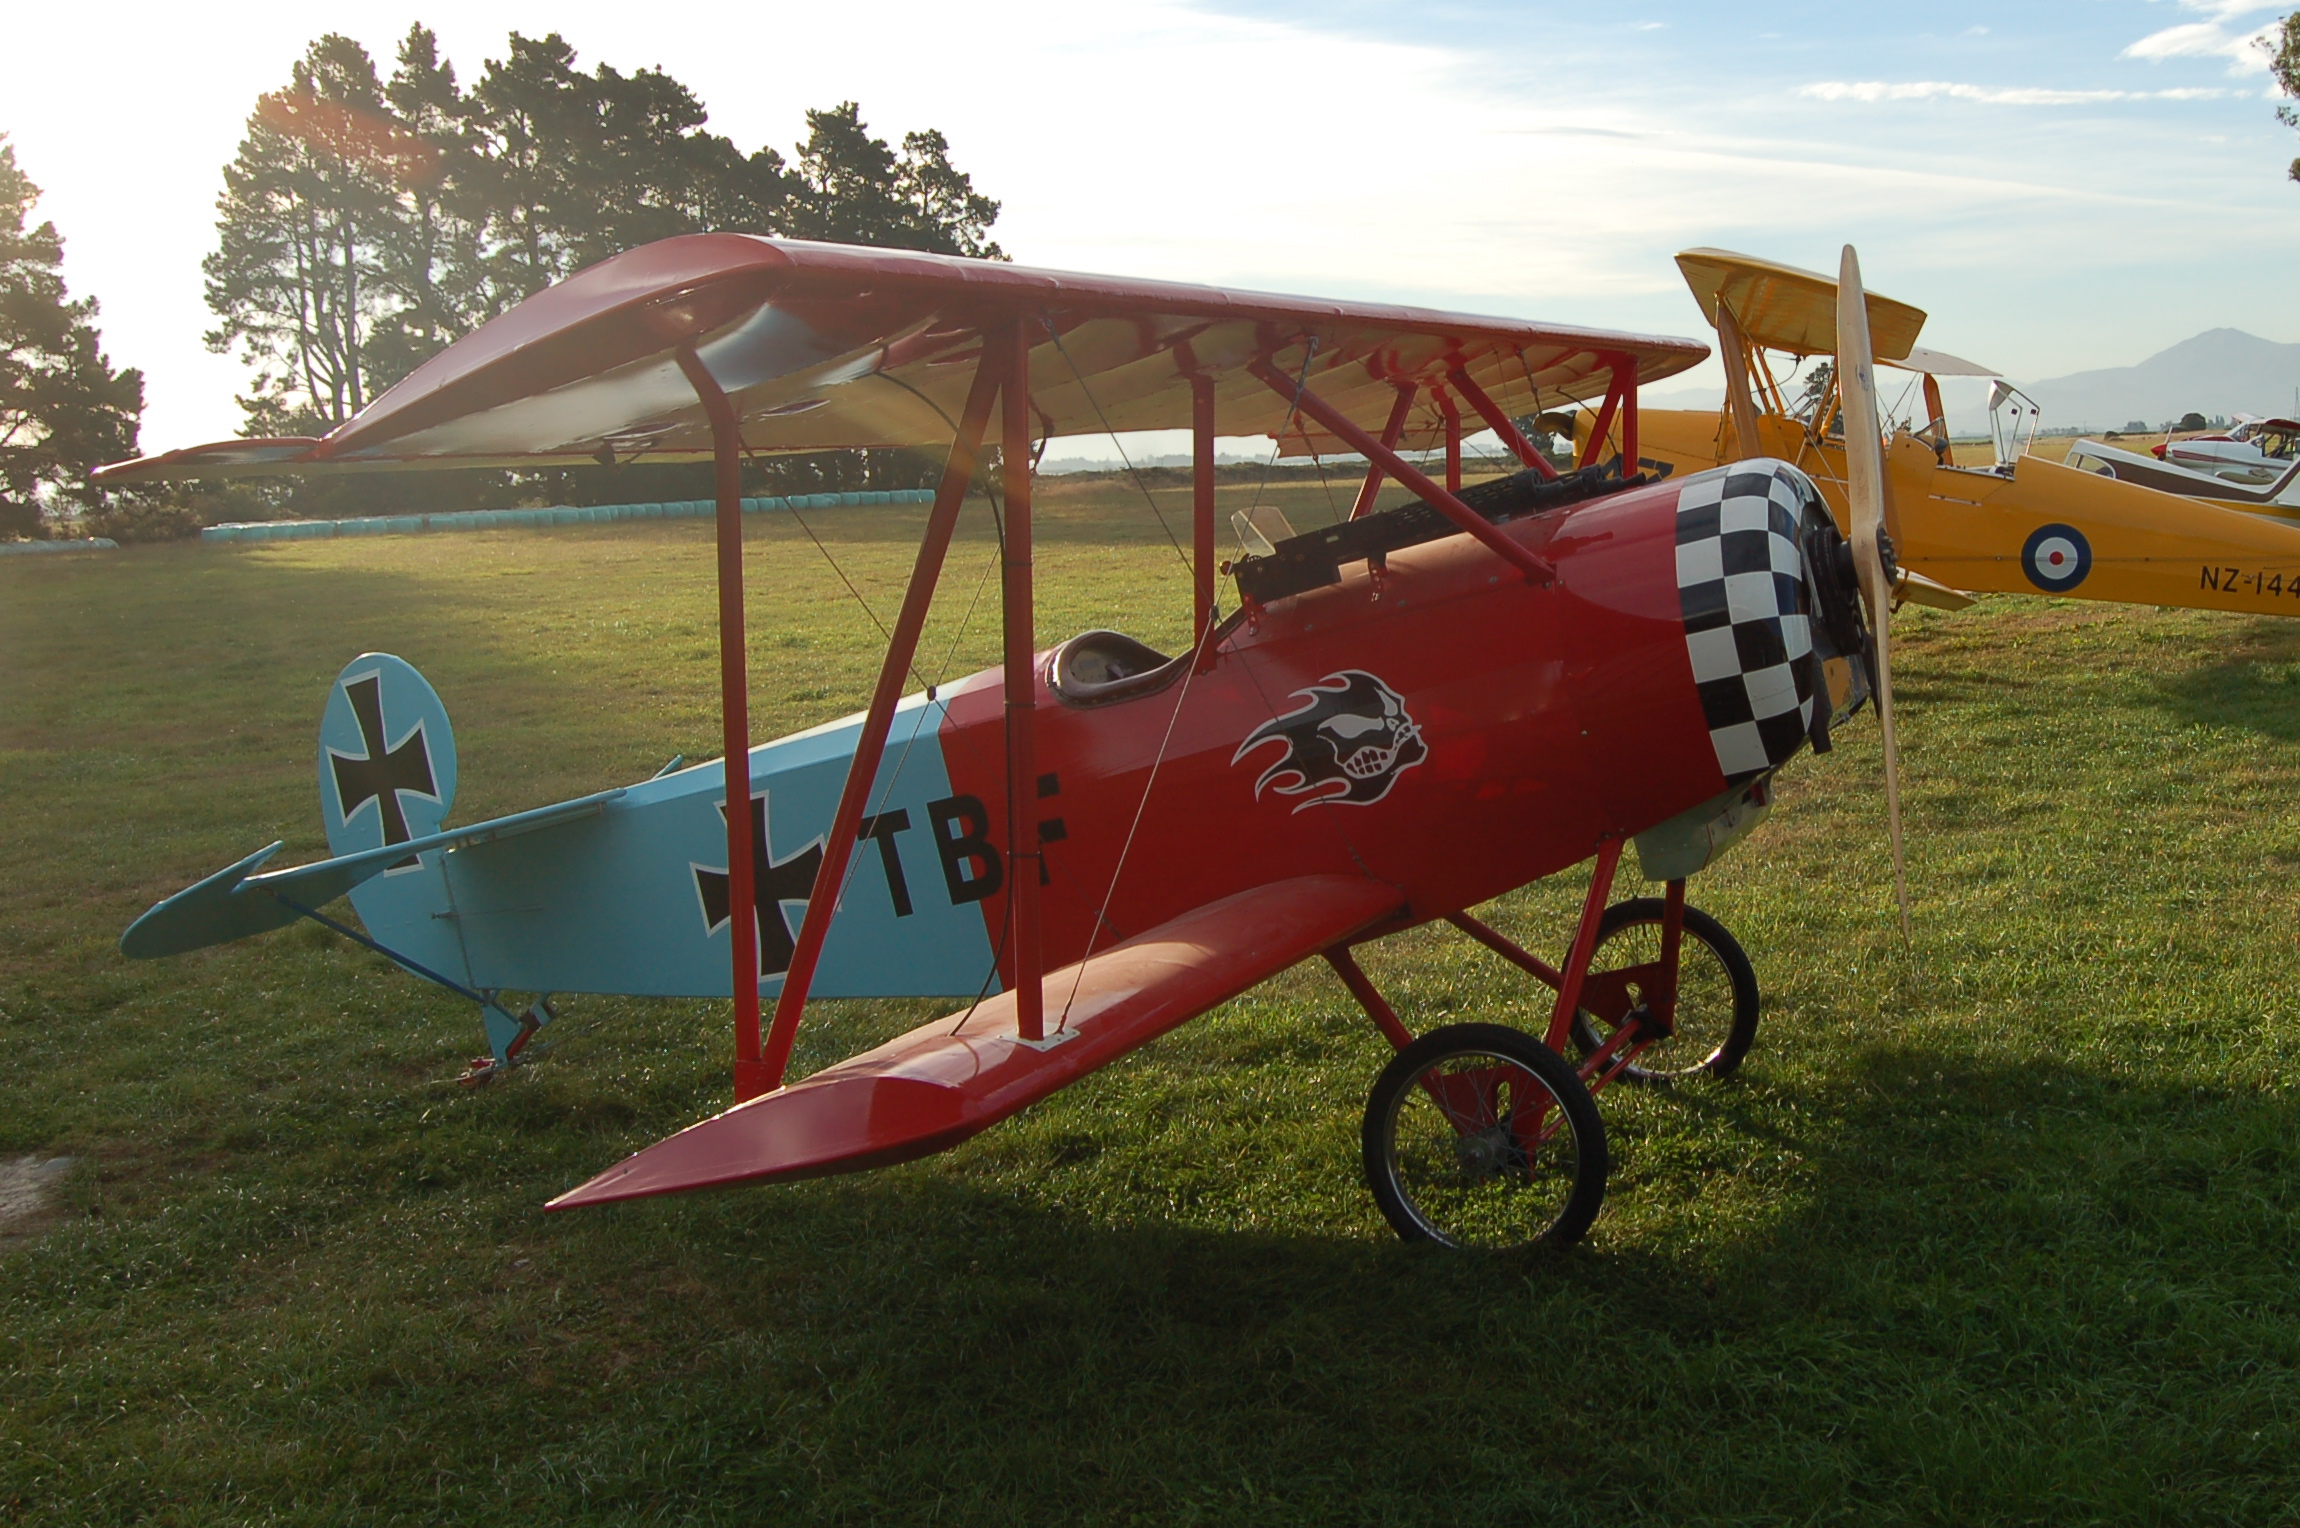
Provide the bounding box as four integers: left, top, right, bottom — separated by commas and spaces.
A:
2021, 523, 2092, 592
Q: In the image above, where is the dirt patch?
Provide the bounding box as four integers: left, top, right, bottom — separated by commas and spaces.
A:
0, 1155, 76, 1245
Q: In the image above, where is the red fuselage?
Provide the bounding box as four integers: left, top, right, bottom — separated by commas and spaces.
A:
933, 470, 1733, 983
545, 459, 1845, 1206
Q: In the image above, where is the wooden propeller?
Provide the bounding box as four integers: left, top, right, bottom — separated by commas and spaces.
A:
1835, 245, 1912, 944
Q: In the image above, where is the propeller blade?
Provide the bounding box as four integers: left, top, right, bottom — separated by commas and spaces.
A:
1836, 244, 1912, 945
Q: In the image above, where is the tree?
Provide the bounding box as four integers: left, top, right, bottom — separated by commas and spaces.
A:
2269, 13, 2300, 182
204, 35, 418, 435
0, 137, 142, 537
1795, 359, 1836, 423
786, 103, 1001, 257
367, 25, 492, 388
464, 32, 791, 300
202, 28, 1002, 500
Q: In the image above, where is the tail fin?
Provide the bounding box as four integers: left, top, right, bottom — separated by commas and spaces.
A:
319, 654, 469, 982
319, 653, 456, 856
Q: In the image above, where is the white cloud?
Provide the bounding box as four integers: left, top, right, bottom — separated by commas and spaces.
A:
2168, 0, 2277, 21
2122, 13, 2278, 74
1800, 79, 2237, 104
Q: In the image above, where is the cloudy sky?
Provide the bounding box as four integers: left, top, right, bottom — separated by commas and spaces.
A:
5, 0, 2295, 450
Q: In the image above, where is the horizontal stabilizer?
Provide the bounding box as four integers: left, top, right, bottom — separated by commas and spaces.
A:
546, 873, 1406, 1210
120, 788, 627, 959
117, 841, 296, 958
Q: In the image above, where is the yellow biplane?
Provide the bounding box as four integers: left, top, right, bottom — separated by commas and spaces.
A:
1582, 248, 2300, 618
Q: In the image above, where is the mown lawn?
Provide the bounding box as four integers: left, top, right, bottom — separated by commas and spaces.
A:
5, 476, 2300, 1525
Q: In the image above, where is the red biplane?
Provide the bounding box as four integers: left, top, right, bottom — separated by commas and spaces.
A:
105, 237, 1909, 1250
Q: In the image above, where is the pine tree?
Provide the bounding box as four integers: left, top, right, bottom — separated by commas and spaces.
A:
0, 137, 142, 538
1796, 360, 1837, 424
200, 26, 1001, 481
204, 35, 416, 434
366, 24, 492, 389
787, 103, 1001, 257
465, 32, 792, 298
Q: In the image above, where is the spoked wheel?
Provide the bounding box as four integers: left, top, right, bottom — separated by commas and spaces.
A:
1569, 899, 1759, 1085
1362, 1022, 1607, 1250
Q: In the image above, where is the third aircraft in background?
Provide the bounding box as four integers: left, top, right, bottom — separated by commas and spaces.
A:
1591, 248, 2300, 618
2066, 416, 2300, 522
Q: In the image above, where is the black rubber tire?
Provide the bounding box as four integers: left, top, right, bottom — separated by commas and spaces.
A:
1362, 1022, 1607, 1250
1568, 899, 1759, 1085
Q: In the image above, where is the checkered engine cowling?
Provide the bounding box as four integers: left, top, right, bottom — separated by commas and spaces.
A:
1674, 463, 1828, 782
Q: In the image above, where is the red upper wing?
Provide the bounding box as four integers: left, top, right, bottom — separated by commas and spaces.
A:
100, 235, 1706, 482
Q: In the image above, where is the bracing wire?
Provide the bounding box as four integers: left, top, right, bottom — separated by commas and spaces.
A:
731, 419, 1015, 977
1240, 340, 1320, 544
869, 353, 1183, 1034
1305, 446, 1344, 526
1055, 611, 1222, 1027
1042, 321, 1197, 583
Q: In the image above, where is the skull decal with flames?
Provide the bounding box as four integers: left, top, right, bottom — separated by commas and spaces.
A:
1233, 670, 1429, 811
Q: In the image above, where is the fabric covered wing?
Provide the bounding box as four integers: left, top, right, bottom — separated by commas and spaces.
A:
1887, 344, 1998, 379
1677, 247, 1927, 363
546, 872, 1405, 1208
99, 235, 1706, 484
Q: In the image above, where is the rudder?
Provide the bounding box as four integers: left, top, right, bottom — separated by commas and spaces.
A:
317, 654, 472, 990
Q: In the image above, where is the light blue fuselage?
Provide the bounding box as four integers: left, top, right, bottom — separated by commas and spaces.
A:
345, 696, 999, 1000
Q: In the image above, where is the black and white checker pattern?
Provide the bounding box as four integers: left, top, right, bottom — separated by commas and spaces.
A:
1674, 465, 1816, 781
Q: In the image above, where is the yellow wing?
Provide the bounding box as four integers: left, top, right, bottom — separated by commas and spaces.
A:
1675, 248, 1928, 363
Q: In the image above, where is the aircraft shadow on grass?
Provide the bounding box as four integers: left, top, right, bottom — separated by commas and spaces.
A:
520, 1029, 2293, 1342
418, 1044, 2291, 1528
2144, 618, 2300, 741
1869, 665, 2035, 710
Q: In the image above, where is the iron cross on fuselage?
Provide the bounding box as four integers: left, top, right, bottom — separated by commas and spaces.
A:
696, 794, 825, 978
328, 674, 438, 862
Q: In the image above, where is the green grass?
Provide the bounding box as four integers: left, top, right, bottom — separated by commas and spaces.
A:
6, 479, 2300, 1524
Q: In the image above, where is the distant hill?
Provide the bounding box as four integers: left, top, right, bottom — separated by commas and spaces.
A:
1647, 332, 2300, 439
2021, 329, 2300, 431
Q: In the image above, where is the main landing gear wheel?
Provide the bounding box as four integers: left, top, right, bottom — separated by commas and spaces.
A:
1568, 899, 1759, 1085
1362, 1023, 1607, 1250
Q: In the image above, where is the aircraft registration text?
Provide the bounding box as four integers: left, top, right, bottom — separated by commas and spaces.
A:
2199, 566, 2300, 598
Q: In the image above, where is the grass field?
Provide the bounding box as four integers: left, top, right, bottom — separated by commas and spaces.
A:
7, 474, 2300, 1525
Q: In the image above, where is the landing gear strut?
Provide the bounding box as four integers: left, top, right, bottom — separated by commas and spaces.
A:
1332, 848, 1763, 1250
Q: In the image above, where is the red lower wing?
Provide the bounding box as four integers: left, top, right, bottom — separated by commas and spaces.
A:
546, 873, 1405, 1209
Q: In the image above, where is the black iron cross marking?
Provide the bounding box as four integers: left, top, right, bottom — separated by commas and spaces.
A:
328, 674, 437, 866
695, 794, 825, 978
